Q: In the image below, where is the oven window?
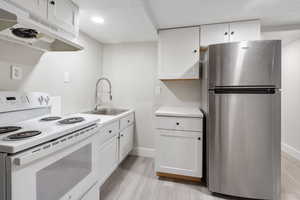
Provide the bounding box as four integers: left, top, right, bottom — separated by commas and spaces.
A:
36, 144, 92, 200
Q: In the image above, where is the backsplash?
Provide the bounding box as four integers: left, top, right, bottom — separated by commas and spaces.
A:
0, 32, 103, 114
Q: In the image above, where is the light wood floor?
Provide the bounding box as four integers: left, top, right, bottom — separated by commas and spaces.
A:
100, 153, 300, 200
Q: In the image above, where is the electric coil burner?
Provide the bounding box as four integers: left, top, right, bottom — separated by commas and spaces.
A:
0, 126, 22, 134
58, 117, 85, 125
7, 131, 42, 140
40, 116, 62, 121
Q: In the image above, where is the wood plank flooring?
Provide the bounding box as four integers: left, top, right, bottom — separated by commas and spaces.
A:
100, 153, 300, 200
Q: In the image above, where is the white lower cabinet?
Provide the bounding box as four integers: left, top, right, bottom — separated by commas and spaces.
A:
98, 135, 119, 185
119, 124, 134, 163
155, 114, 203, 179
96, 112, 134, 192
155, 130, 203, 178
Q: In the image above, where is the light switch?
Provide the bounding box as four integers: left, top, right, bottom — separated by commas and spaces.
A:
155, 86, 161, 96
64, 72, 70, 83
11, 66, 22, 80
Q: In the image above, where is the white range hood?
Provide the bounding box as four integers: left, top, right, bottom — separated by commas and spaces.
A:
0, 1, 83, 52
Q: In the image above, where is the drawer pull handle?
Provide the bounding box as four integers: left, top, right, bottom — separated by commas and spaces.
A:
176, 122, 180, 126
121, 134, 124, 137
50, 0, 55, 5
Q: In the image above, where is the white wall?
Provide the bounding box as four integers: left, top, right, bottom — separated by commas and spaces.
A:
281, 39, 300, 160
102, 42, 157, 150
102, 42, 201, 152
0, 32, 103, 114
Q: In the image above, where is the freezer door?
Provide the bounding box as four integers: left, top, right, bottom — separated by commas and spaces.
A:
208, 40, 281, 88
208, 90, 281, 200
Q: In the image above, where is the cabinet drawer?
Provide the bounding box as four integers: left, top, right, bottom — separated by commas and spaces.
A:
98, 121, 119, 146
120, 113, 134, 130
156, 117, 202, 132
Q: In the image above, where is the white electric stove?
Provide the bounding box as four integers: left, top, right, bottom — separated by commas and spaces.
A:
0, 92, 101, 200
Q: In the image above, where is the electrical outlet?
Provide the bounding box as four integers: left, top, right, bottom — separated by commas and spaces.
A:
11, 66, 22, 80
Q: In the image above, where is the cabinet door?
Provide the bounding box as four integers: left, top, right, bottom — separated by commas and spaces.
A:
158, 27, 200, 80
200, 23, 230, 46
98, 136, 118, 185
155, 130, 203, 178
9, 0, 48, 19
119, 124, 134, 162
229, 20, 261, 42
48, 0, 79, 34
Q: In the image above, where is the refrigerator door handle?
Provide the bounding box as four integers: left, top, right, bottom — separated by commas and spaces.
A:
212, 88, 277, 94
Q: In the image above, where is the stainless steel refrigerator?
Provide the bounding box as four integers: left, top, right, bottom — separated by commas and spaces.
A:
207, 40, 281, 200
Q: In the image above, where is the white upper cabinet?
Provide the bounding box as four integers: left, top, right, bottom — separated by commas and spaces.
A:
9, 0, 48, 19
158, 27, 200, 80
7, 0, 79, 36
229, 20, 261, 42
201, 20, 261, 46
200, 23, 230, 46
48, 0, 79, 35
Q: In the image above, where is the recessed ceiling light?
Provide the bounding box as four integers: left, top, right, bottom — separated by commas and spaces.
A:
91, 16, 104, 24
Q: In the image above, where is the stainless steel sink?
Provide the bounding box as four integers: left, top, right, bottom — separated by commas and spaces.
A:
86, 108, 128, 116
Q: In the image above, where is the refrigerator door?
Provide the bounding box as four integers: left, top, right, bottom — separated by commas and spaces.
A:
208, 40, 281, 89
208, 89, 281, 200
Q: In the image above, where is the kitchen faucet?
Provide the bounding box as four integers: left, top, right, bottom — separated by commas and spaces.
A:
95, 77, 112, 110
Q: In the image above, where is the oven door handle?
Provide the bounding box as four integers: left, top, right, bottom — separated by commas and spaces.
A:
12, 125, 99, 166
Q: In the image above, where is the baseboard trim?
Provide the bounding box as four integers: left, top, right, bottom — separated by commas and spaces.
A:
282, 143, 300, 161
130, 147, 155, 158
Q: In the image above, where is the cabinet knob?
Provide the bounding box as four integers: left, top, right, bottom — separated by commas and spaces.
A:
121, 134, 124, 137
198, 137, 201, 140
50, 1, 55, 5
109, 130, 112, 134
231, 31, 235, 35
176, 122, 180, 126
193, 49, 197, 53
224, 32, 228, 35
128, 120, 130, 123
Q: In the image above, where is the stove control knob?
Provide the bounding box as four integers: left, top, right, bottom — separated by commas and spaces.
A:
45, 96, 50, 105
38, 96, 44, 105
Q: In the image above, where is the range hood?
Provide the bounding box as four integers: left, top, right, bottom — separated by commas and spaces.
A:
0, 2, 83, 52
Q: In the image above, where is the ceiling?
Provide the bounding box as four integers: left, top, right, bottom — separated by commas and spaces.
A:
75, 0, 300, 43
147, 0, 300, 29
73, 0, 158, 43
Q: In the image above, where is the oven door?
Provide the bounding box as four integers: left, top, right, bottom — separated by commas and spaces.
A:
7, 134, 98, 200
